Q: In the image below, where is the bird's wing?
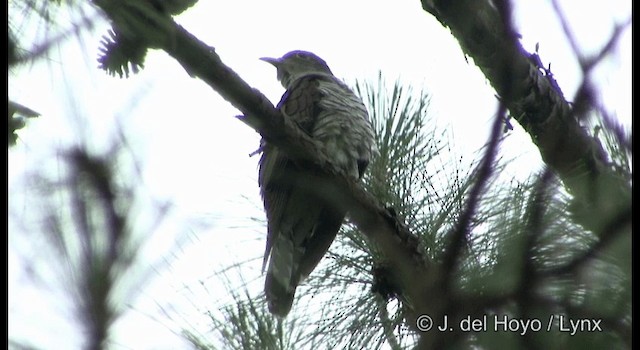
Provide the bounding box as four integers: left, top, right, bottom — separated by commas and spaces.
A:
259, 145, 289, 272
260, 75, 348, 316
259, 76, 322, 272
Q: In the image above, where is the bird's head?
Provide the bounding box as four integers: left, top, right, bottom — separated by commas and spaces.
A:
261, 50, 333, 88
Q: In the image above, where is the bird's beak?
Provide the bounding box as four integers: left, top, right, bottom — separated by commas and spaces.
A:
260, 57, 281, 66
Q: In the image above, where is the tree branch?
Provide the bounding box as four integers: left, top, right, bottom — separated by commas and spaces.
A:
93, 0, 443, 338
420, 0, 631, 235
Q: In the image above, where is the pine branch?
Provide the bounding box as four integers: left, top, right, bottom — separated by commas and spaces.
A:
424, 105, 505, 350
420, 0, 631, 236
94, 0, 442, 339
93, 3, 630, 349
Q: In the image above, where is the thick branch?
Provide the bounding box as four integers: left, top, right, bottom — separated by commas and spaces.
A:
420, 0, 631, 235
163, 16, 443, 335
94, 1, 442, 335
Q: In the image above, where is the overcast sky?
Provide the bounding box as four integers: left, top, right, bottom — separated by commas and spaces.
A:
8, 0, 631, 349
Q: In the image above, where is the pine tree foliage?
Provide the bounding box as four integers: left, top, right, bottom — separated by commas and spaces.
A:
11, 144, 175, 350
97, 28, 148, 78
301, 76, 449, 349
8, 101, 40, 147
181, 72, 630, 349
182, 279, 317, 350
96, 0, 198, 78
8, 0, 97, 67
9, 1, 630, 349
179, 76, 451, 350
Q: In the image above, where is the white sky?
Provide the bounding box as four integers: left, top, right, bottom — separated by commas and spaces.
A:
8, 0, 631, 349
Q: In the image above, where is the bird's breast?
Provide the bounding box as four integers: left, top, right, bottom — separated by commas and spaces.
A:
312, 79, 376, 179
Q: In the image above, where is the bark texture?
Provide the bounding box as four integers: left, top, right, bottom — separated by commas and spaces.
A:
420, 0, 630, 235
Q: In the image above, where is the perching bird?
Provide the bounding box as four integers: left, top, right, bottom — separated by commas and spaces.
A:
259, 50, 376, 317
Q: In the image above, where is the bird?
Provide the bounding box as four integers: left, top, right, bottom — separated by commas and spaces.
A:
259, 50, 377, 317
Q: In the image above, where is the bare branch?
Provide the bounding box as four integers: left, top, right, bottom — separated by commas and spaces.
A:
443, 105, 505, 289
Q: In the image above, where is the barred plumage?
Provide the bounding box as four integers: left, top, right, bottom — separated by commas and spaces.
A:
259, 51, 376, 317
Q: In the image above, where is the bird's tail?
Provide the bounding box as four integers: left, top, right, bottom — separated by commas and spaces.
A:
265, 233, 299, 317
